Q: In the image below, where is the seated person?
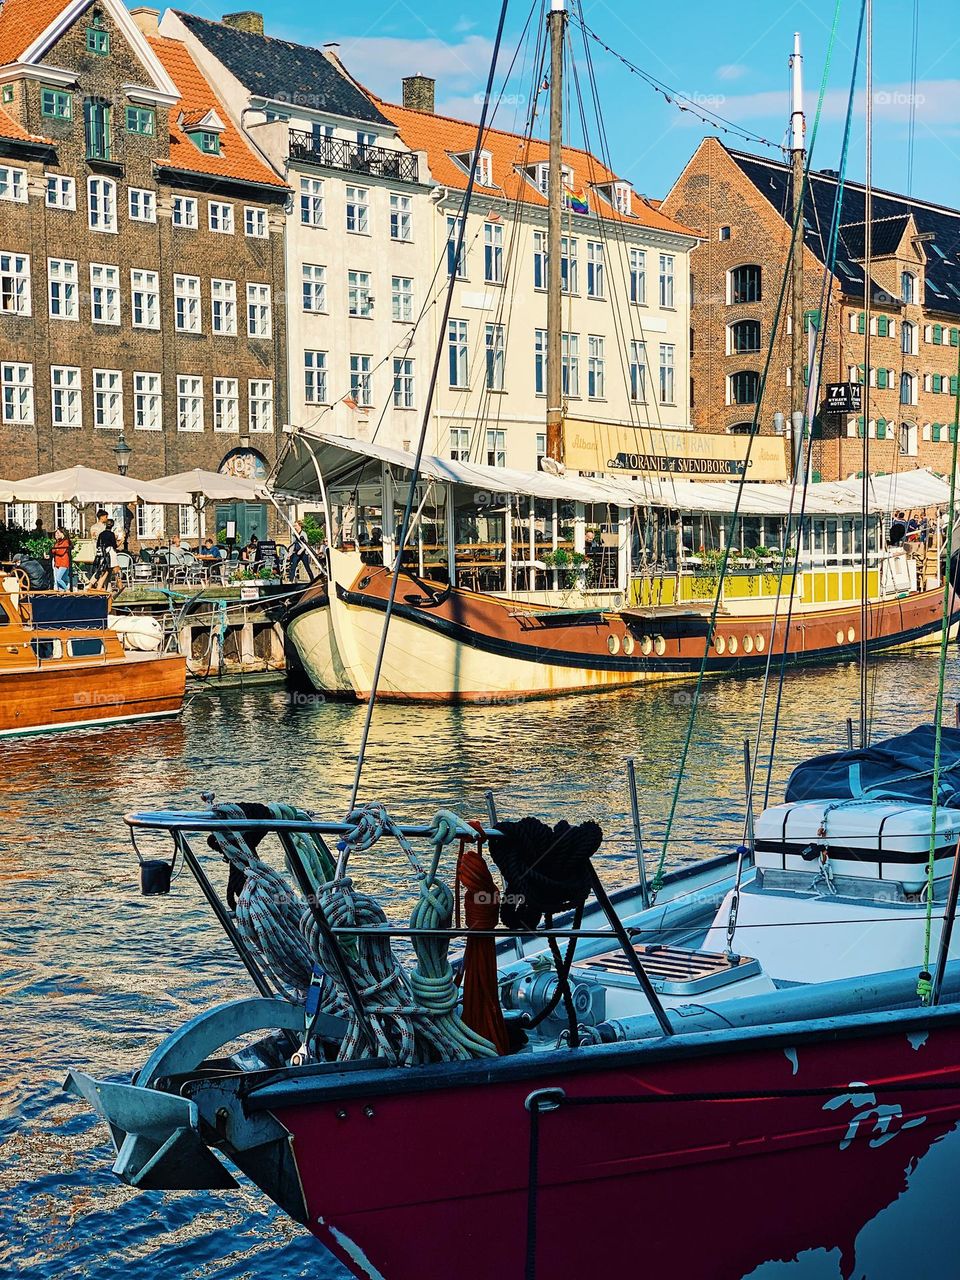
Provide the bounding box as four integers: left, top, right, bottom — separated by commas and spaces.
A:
198, 537, 224, 561
167, 534, 190, 565
241, 533, 259, 563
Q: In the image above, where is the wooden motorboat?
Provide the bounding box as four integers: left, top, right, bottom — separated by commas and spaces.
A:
0, 567, 186, 736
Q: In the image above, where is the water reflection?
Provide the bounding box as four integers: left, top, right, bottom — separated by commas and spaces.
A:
0, 652, 954, 1277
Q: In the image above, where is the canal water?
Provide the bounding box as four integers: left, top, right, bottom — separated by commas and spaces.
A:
1, 653, 955, 1278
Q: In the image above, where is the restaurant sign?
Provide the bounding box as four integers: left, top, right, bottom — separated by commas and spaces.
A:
563, 420, 789, 482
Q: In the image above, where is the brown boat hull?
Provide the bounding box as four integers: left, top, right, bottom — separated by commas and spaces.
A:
0, 653, 187, 736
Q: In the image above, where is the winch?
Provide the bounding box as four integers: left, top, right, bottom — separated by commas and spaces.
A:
499, 961, 606, 1036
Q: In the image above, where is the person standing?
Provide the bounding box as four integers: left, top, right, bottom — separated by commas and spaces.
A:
51, 527, 72, 591
286, 520, 312, 582
90, 519, 119, 592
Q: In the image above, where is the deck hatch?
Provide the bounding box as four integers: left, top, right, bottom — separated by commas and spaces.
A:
577, 944, 761, 995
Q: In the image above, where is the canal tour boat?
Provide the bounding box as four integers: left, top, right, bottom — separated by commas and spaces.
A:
0, 566, 186, 735
276, 431, 960, 701
65, 720, 960, 1279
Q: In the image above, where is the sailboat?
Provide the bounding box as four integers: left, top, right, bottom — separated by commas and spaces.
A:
64, 6, 960, 1277
275, 7, 960, 703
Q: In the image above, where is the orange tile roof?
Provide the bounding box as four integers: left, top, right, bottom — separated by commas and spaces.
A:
376, 97, 697, 237
0, 103, 49, 144
148, 35, 286, 189
0, 0, 68, 65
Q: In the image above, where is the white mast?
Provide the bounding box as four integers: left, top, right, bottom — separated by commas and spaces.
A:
789, 32, 806, 440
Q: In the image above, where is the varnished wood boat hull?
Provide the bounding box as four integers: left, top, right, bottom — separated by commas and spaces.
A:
0, 653, 187, 736
287, 550, 960, 702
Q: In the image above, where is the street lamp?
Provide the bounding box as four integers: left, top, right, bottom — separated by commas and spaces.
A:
113, 432, 132, 476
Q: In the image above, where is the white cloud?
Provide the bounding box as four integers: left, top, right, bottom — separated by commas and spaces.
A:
712, 80, 960, 128
716, 64, 749, 82
329, 34, 497, 100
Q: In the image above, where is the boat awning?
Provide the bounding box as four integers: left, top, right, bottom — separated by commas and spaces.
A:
271, 431, 954, 517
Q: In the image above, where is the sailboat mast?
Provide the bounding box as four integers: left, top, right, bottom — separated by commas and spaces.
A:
546, 0, 567, 462
860, 0, 873, 748
789, 33, 806, 435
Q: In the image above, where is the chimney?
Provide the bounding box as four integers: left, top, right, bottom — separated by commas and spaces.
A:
222, 11, 264, 35
402, 74, 435, 114
130, 7, 160, 37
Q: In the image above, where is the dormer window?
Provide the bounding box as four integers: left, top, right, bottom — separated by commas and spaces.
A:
182, 108, 226, 156
594, 181, 632, 216
192, 131, 220, 154
450, 149, 494, 186
519, 162, 573, 196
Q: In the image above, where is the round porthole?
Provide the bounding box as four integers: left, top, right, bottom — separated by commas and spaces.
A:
755, 634, 765, 652
728, 636, 738, 655
641, 635, 653, 656
622, 634, 635, 656
654, 634, 666, 656
743, 635, 754, 654
714, 635, 726, 654
836, 630, 845, 645
848, 626, 856, 643
607, 634, 621, 655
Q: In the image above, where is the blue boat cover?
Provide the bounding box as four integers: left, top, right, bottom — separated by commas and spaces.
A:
30, 594, 108, 630
785, 725, 960, 808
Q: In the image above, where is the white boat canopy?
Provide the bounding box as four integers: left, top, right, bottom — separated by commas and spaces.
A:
272, 431, 954, 516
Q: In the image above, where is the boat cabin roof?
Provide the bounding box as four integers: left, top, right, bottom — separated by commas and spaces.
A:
274, 431, 952, 517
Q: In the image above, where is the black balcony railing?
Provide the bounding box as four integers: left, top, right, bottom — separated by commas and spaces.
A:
288, 131, 419, 183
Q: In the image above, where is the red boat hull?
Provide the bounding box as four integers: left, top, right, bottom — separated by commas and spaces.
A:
274, 1019, 960, 1279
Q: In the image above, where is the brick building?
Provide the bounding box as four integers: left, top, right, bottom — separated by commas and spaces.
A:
0, 0, 289, 537
662, 137, 960, 482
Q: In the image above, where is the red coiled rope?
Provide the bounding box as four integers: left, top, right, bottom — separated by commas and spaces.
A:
455, 821, 509, 1055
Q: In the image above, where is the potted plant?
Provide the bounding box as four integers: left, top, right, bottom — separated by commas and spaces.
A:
543, 547, 593, 588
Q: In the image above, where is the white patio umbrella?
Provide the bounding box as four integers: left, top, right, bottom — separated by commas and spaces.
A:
9, 465, 173, 505
144, 468, 267, 505
0, 480, 17, 504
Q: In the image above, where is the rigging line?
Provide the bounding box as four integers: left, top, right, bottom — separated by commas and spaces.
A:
655, 0, 846, 888
569, 12, 783, 152
348, 0, 512, 810
907, 0, 919, 195
760, 0, 867, 810
859, 0, 873, 751
919, 318, 960, 991
569, 10, 682, 511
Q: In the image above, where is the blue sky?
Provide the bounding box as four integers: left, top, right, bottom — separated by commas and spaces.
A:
172, 0, 960, 208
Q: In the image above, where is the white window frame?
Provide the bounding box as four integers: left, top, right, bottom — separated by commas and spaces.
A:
533, 230, 548, 290
484, 221, 503, 284
629, 248, 646, 304
90, 262, 120, 325
51, 365, 82, 428
131, 268, 159, 330
485, 428, 506, 468
629, 340, 647, 403
534, 328, 547, 395
244, 206, 268, 238
176, 375, 204, 432
587, 334, 605, 399
92, 368, 123, 429
128, 187, 156, 223
447, 215, 466, 278
391, 275, 413, 322
1, 252, 31, 315
450, 426, 470, 462
448, 318, 469, 388
304, 351, 327, 405
300, 176, 325, 227
248, 378, 274, 432
586, 240, 604, 298
208, 200, 235, 234
137, 502, 164, 539
561, 331, 579, 397
302, 263, 327, 313
347, 270, 372, 318
560, 235, 578, 295
0, 165, 27, 203
345, 185, 370, 234
172, 195, 198, 229
485, 322, 504, 391
211, 278, 238, 335
1, 362, 34, 424
659, 343, 675, 404
389, 192, 412, 242
133, 372, 162, 431
87, 176, 117, 232
246, 283, 272, 337
45, 174, 76, 210
174, 274, 202, 333
393, 356, 415, 409
213, 377, 240, 433
47, 257, 76, 320
659, 253, 675, 308
349, 355, 372, 408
